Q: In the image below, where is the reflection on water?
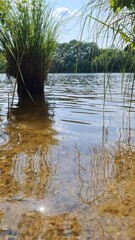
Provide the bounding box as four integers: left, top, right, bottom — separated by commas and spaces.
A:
0, 97, 57, 199
0, 73, 135, 239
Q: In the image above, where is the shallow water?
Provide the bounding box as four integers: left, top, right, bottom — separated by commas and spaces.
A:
0, 73, 135, 239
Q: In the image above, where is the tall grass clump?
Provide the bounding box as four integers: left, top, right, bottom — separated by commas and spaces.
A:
0, 0, 60, 99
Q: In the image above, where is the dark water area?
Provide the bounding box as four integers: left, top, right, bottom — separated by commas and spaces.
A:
0, 73, 135, 239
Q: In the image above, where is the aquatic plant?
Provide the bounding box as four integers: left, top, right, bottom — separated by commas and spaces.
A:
81, 0, 135, 101
0, 0, 60, 100
83, 0, 135, 50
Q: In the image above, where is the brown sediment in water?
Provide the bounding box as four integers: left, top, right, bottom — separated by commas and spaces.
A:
99, 149, 135, 217
18, 212, 82, 240
97, 149, 135, 240
1, 137, 135, 239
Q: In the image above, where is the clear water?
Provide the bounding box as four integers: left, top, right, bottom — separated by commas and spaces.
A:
0, 73, 135, 239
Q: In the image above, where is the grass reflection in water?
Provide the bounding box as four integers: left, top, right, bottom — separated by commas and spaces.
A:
0, 98, 60, 239
0, 98, 57, 199
74, 141, 135, 239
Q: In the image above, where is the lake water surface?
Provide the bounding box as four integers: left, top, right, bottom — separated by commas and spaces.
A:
0, 73, 135, 239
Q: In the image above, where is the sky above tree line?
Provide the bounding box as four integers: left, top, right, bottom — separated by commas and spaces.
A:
50, 0, 90, 43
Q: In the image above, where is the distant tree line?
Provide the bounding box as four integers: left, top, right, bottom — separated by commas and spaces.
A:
50, 40, 135, 73
0, 40, 134, 73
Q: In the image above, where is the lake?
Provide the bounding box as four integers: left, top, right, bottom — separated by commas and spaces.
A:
0, 73, 135, 239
